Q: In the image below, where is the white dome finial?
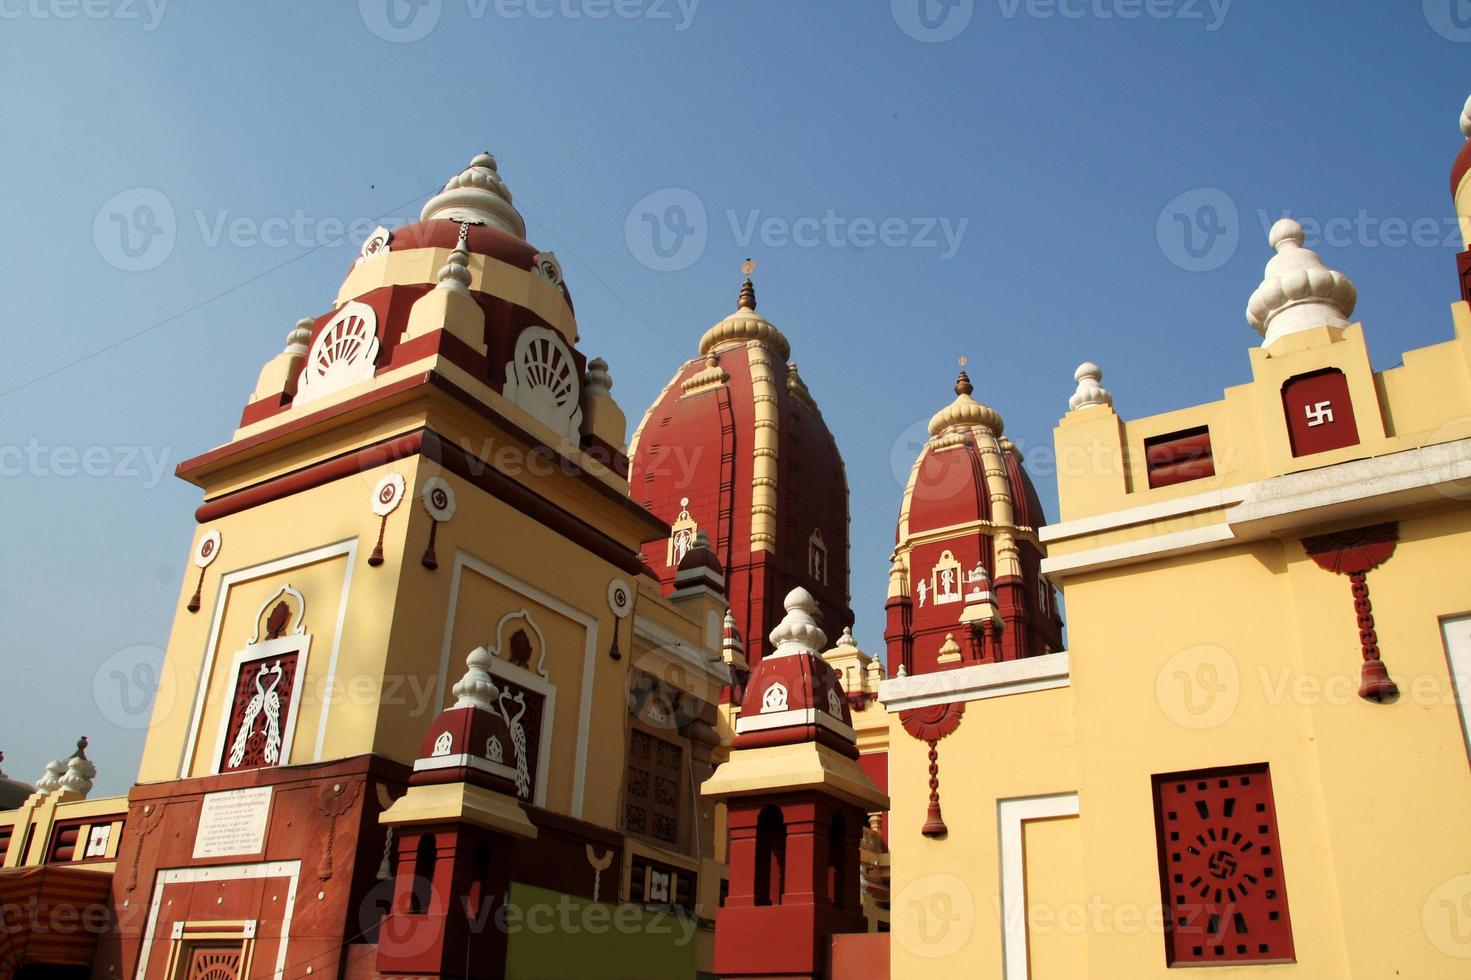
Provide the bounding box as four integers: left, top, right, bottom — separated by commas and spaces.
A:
1246, 217, 1357, 346
421, 153, 527, 239
286, 317, 313, 356
451, 646, 501, 711
768, 587, 827, 658
1068, 361, 1113, 412
1461, 94, 1471, 140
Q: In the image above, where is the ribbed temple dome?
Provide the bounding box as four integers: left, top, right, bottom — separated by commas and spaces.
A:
698, 277, 791, 362
928, 368, 1004, 437
1246, 218, 1356, 346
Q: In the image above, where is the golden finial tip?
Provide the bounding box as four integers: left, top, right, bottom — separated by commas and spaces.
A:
742, 257, 756, 277
958, 354, 968, 369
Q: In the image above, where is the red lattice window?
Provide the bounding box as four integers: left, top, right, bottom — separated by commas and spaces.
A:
624, 728, 683, 846
1145, 426, 1215, 489
1153, 764, 1294, 965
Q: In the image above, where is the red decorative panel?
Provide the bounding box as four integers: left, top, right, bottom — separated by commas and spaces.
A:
1153, 764, 1294, 965
1282, 369, 1358, 457
219, 652, 300, 773
1145, 427, 1215, 488
1458, 250, 1471, 307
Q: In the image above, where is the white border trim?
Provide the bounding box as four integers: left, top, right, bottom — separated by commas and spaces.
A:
632, 615, 732, 687
998, 793, 1080, 980
1042, 437, 1471, 579
207, 635, 313, 776
439, 551, 599, 817
734, 707, 857, 741
1039, 485, 1248, 543
413, 752, 520, 784
1441, 614, 1471, 771
179, 540, 358, 778
880, 653, 1071, 713
135, 860, 301, 980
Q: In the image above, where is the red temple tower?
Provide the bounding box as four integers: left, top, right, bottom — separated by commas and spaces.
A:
701, 588, 886, 979
886, 366, 1063, 676
630, 273, 852, 672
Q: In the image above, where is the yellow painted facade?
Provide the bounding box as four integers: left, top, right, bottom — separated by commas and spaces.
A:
882, 240, 1471, 973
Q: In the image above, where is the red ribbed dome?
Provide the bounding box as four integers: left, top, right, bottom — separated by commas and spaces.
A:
629, 280, 852, 670
888, 371, 1063, 674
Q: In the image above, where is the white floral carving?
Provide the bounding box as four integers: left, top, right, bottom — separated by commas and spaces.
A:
502, 325, 583, 442
432, 731, 453, 757
486, 735, 504, 763
827, 686, 843, 717
761, 682, 789, 713
295, 301, 381, 407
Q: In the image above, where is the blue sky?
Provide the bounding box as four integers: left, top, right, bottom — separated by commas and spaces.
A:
1, 1, 1466, 794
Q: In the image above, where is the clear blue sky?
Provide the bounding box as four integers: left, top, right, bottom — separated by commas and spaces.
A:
1, 1, 1466, 794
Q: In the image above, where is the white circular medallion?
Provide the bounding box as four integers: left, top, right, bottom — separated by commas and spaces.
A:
607, 578, 633, 619
421, 476, 457, 522
371, 473, 406, 517
194, 529, 222, 569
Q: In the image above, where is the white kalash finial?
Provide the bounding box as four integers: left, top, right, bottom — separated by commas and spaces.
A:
1068, 362, 1113, 411
59, 738, 96, 798
583, 357, 613, 397
1246, 218, 1358, 347
421, 152, 527, 239
1461, 94, 1471, 139
451, 646, 502, 711
837, 626, 857, 648
286, 318, 313, 356
768, 587, 828, 658
435, 222, 474, 294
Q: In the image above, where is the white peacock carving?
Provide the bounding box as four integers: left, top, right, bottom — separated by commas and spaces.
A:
295, 301, 381, 407
502, 326, 583, 442
227, 661, 284, 768
497, 688, 532, 799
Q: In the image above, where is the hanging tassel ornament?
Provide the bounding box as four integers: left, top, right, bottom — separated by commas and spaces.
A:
419, 477, 457, 570
1302, 522, 1400, 704
367, 473, 406, 568
902, 700, 966, 839
187, 530, 222, 613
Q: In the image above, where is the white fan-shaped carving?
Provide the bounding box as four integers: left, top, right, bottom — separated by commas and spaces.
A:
503, 325, 583, 442
295, 301, 381, 407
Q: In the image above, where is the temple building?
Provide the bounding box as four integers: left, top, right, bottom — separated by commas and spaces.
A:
3, 92, 1471, 980
879, 93, 1471, 978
